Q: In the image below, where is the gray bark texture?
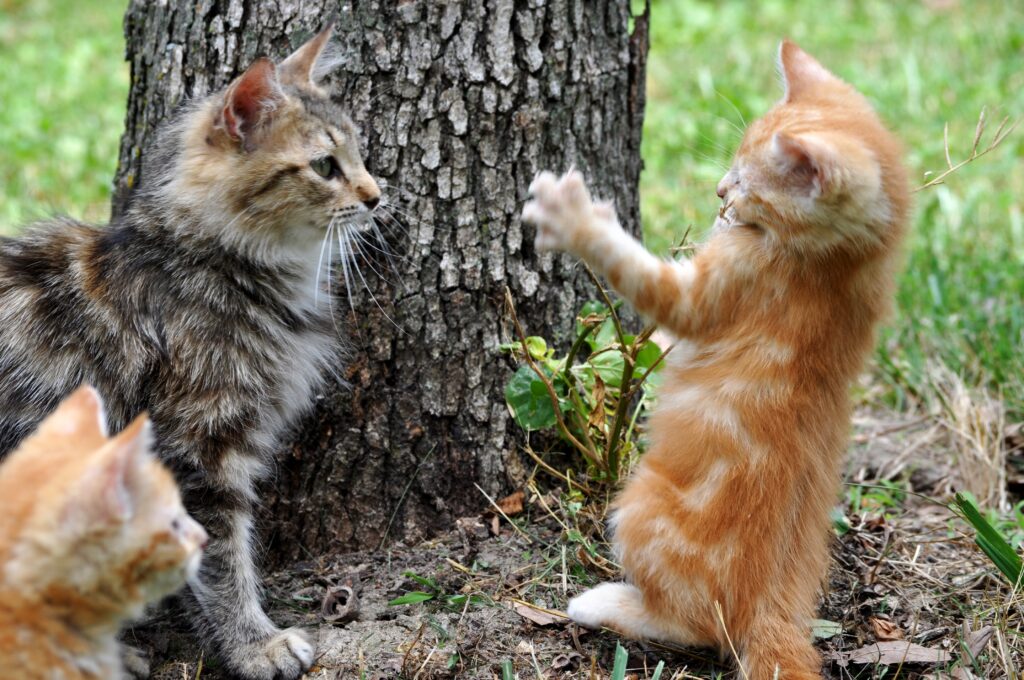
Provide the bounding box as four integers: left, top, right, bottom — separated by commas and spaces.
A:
114, 0, 649, 566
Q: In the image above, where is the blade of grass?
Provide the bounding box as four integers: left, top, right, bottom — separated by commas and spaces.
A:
610, 642, 629, 680
953, 492, 1023, 585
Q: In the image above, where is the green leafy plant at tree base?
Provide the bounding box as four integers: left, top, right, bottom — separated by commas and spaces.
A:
500, 279, 668, 487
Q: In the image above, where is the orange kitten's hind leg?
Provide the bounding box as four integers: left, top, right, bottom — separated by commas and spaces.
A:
741, 618, 823, 680
567, 583, 697, 647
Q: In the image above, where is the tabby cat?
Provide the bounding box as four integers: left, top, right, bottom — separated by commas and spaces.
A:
522, 42, 909, 679
0, 23, 379, 679
0, 387, 207, 679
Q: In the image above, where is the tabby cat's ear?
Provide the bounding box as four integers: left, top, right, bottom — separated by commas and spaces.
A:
771, 132, 837, 198
70, 415, 153, 524
220, 58, 284, 147
278, 21, 336, 89
778, 40, 839, 103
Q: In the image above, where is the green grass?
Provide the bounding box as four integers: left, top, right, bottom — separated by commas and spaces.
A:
640, 0, 1024, 416
0, 0, 127, 233
1, 0, 1020, 414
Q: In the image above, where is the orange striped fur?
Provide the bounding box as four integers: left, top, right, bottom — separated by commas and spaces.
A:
0, 387, 207, 679
523, 42, 909, 679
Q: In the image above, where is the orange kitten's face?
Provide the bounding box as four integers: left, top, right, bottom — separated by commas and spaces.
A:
0, 388, 206, 614
715, 42, 904, 252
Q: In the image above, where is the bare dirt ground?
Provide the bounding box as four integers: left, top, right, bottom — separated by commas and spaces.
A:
144, 409, 1023, 679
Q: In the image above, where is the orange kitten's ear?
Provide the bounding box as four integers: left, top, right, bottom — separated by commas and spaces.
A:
35, 385, 108, 448
278, 21, 336, 88
772, 132, 837, 198
778, 41, 839, 103
220, 58, 284, 148
69, 415, 153, 524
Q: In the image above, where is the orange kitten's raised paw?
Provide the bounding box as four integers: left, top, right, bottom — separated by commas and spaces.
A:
523, 169, 617, 253
225, 628, 315, 680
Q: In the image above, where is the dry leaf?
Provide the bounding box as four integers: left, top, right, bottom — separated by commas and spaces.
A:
512, 601, 565, 627
964, 623, 994, 660
832, 641, 951, 667
497, 490, 525, 516
870, 616, 904, 641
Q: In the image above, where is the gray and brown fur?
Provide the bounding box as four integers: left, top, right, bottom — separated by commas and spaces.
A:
0, 23, 380, 680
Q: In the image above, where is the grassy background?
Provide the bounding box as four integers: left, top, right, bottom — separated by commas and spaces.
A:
1, 0, 1020, 415
0, 0, 127, 231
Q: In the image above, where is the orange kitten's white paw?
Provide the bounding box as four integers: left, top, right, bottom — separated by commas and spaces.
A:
523, 169, 605, 253
227, 628, 315, 680
567, 582, 643, 630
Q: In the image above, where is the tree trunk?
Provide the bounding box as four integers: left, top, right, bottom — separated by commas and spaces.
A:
115, 0, 649, 565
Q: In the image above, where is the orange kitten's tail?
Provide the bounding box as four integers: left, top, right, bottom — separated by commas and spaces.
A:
740, 617, 823, 680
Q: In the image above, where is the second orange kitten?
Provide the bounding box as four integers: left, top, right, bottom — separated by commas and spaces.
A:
0, 387, 207, 679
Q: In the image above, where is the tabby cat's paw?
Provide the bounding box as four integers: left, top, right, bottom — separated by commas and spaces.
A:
523, 169, 601, 253
121, 643, 151, 679
226, 627, 315, 680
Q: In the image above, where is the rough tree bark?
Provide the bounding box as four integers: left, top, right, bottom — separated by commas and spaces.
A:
114, 0, 649, 565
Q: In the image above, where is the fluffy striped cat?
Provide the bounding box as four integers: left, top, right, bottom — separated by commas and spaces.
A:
522, 42, 909, 679
0, 23, 379, 679
0, 387, 207, 679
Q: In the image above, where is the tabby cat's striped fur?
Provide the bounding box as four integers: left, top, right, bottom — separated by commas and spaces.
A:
0, 24, 379, 680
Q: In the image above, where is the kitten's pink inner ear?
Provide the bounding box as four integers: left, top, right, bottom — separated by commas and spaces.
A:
778, 40, 837, 103
278, 21, 336, 87
772, 132, 833, 197
222, 58, 282, 143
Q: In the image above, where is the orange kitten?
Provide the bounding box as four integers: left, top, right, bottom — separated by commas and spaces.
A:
0, 387, 207, 679
523, 42, 909, 679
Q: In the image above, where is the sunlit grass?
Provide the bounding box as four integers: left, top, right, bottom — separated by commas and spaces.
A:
0, 0, 127, 233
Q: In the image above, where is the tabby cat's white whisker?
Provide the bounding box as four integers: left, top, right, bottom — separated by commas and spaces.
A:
335, 227, 356, 312
345, 230, 403, 332
314, 218, 335, 305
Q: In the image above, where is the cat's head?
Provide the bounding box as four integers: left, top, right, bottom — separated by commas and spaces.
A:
715, 42, 908, 254
167, 23, 380, 258
0, 387, 206, 623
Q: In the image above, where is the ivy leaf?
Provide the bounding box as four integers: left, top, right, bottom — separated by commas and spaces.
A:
591, 318, 619, 350
589, 351, 625, 387
505, 365, 561, 431
635, 340, 664, 374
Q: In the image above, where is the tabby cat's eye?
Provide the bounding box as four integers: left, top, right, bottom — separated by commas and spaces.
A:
311, 156, 341, 180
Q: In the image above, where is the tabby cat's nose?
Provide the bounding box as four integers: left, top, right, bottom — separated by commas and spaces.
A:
363, 196, 380, 211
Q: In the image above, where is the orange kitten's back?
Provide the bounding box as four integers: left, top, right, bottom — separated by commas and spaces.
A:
0, 387, 206, 679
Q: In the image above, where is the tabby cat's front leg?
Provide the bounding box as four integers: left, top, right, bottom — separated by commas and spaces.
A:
183, 480, 314, 680
523, 170, 700, 333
